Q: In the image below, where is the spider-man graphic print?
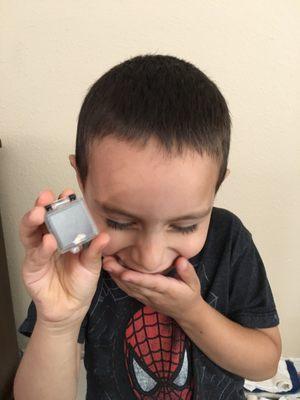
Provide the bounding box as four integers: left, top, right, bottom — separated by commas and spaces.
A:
124, 305, 193, 399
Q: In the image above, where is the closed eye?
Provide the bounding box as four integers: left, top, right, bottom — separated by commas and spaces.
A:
105, 219, 198, 235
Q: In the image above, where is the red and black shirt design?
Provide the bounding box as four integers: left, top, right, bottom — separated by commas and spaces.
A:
124, 305, 193, 399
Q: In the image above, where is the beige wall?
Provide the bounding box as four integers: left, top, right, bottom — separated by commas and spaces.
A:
0, 1, 299, 356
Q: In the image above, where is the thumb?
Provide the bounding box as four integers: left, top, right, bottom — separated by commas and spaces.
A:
79, 232, 110, 274
175, 257, 199, 290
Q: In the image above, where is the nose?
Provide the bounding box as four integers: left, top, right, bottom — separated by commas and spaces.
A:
131, 232, 166, 272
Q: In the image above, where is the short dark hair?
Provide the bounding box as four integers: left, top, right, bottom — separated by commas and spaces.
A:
75, 54, 231, 191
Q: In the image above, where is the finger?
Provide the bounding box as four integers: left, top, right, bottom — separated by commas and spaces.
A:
121, 271, 168, 293
34, 189, 56, 207
20, 190, 56, 250
24, 233, 58, 273
57, 188, 75, 200
103, 257, 168, 293
174, 257, 199, 290
79, 232, 110, 275
34, 233, 58, 264
102, 256, 126, 274
111, 275, 152, 304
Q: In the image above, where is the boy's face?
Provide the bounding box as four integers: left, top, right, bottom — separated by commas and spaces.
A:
70, 136, 220, 275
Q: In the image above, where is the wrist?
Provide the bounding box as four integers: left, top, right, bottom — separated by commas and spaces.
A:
35, 315, 84, 338
175, 296, 207, 328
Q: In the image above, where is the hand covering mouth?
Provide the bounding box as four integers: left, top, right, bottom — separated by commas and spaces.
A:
115, 255, 176, 276
115, 255, 131, 268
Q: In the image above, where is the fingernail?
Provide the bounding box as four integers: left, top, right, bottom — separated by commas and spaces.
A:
181, 259, 188, 268
103, 256, 113, 262
39, 188, 50, 196
103, 237, 111, 247
103, 263, 112, 272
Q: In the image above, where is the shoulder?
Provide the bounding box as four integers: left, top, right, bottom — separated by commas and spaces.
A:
210, 207, 246, 227
201, 207, 254, 263
209, 207, 252, 241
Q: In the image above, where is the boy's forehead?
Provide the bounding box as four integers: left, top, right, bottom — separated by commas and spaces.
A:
87, 137, 219, 205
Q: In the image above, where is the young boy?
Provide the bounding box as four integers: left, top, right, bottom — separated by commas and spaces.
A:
14, 54, 281, 400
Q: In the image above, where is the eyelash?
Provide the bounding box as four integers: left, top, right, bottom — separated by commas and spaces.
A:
105, 219, 198, 235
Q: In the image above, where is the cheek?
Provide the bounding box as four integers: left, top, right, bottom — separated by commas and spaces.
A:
180, 223, 210, 259
100, 231, 206, 258
86, 212, 123, 255
100, 236, 120, 256
99, 230, 128, 256
180, 234, 206, 259
83, 200, 128, 256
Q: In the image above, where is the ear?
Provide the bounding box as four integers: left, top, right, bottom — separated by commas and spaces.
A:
225, 168, 230, 179
69, 154, 84, 193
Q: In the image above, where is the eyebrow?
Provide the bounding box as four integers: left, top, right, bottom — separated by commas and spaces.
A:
94, 200, 211, 222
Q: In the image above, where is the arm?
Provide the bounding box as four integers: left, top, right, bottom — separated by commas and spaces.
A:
14, 319, 81, 400
176, 297, 282, 381
77, 343, 83, 380
102, 255, 282, 382
15, 189, 110, 400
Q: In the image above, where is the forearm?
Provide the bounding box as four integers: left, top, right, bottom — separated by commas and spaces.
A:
14, 319, 81, 400
176, 298, 280, 381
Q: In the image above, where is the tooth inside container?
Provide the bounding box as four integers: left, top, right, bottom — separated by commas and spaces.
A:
70, 245, 81, 254
72, 233, 87, 245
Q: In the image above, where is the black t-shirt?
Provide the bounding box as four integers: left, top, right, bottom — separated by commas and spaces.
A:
19, 207, 280, 399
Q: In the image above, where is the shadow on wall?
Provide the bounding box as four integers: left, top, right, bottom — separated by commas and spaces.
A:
0, 137, 22, 399
0, 133, 78, 352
